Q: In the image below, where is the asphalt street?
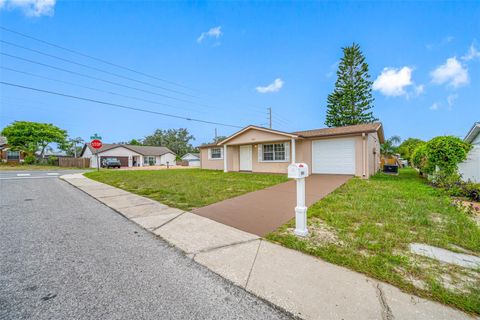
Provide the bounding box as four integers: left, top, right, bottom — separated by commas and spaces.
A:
0, 169, 88, 180
0, 176, 292, 320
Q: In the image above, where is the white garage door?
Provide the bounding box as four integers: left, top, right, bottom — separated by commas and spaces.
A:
312, 138, 356, 174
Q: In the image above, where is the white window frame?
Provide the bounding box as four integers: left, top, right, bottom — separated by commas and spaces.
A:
143, 156, 155, 166
208, 147, 223, 160
258, 142, 290, 162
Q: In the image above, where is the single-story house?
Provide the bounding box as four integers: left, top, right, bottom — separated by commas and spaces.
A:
0, 136, 25, 163
181, 153, 200, 167
458, 122, 480, 183
80, 143, 176, 168
199, 122, 384, 178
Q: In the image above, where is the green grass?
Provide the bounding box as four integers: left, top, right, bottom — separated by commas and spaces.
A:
0, 163, 90, 171
85, 168, 288, 211
267, 168, 480, 315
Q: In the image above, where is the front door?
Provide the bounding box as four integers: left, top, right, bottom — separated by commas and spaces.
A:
239, 145, 252, 171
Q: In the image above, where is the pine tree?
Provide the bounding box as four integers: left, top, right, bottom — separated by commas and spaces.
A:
325, 43, 377, 127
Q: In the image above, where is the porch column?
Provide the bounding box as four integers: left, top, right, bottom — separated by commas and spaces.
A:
223, 145, 228, 172
291, 138, 296, 164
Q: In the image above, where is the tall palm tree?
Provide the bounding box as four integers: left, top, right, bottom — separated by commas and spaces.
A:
381, 135, 401, 157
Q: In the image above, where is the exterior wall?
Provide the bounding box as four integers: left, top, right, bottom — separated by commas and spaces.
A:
159, 153, 176, 165
85, 147, 140, 168
200, 148, 223, 170
229, 146, 240, 171
367, 132, 381, 177
200, 132, 379, 178
459, 132, 480, 183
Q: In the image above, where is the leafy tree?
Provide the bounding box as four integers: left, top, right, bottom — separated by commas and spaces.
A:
60, 137, 84, 157
143, 128, 195, 156
397, 138, 425, 162
127, 139, 142, 145
1, 121, 67, 157
325, 43, 377, 127
411, 144, 430, 173
380, 135, 401, 156
425, 136, 471, 175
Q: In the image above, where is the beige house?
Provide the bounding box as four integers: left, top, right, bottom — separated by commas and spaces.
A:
199, 122, 384, 178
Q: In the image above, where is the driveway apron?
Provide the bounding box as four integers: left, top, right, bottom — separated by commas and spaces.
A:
192, 174, 352, 236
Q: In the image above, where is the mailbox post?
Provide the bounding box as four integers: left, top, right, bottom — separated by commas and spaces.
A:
287, 163, 309, 237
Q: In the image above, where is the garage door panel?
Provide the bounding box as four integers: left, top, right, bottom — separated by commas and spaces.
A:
312, 138, 356, 174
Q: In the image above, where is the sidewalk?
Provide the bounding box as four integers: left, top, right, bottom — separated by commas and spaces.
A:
61, 173, 477, 320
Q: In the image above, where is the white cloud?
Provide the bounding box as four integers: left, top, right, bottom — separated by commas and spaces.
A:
0, 0, 55, 17
430, 103, 440, 111
373, 67, 413, 97
462, 44, 480, 61
255, 78, 284, 93
197, 26, 222, 43
430, 57, 469, 88
414, 84, 425, 96
447, 94, 458, 108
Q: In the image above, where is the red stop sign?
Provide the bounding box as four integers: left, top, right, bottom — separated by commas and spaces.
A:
91, 139, 103, 149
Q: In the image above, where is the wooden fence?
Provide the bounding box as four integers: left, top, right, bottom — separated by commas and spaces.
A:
59, 157, 90, 168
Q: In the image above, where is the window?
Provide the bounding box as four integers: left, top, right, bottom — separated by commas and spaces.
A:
143, 156, 155, 166
261, 143, 288, 162
7, 150, 19, 160
210, 147, 223, 159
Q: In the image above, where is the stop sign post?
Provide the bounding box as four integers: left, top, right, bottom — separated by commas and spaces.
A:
91, 139, 103, 171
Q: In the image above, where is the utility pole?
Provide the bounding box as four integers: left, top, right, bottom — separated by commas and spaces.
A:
214, 128, 218, 142
267, 107, 272, 129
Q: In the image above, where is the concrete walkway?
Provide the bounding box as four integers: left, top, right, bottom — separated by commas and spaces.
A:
193, 174, 351, 236
61, 173, 477, 320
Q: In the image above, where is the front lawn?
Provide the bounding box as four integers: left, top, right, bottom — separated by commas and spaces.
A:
267, 168, 480, 315
84, 169, 288, 211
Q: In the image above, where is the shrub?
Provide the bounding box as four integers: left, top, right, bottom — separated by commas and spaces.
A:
425, 136, 472, 175
398, 138, 425, 163
23, 155, 36, 164
47, 156, 58, 166
464, 182, 480, 202
411, 144, 430, 173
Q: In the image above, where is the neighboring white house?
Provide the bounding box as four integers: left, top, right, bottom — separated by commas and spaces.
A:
80, 143, 176, 168
181, 153, 200, 167
458, 122, 480, 183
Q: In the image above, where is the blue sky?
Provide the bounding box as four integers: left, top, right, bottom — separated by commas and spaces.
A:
0, 1, 479, 146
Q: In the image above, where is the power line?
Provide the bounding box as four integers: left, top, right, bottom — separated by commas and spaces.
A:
0, 66, 264, 122
0, 26, 268, 115
0, 39, 198, 98
0, 51, 202, 105
0, 66, 202, 114
0, 26, 190, 90
0, 81, 244, 129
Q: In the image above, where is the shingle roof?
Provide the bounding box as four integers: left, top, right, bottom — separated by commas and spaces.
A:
198, 143, 220, 148
198, 123, 385, 147
293, 122, 384, 142
84, 143, 175, 156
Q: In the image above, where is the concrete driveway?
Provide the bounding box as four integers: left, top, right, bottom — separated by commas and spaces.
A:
192, 174, 352, 236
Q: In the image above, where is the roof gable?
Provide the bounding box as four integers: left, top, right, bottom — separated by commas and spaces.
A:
80, 143, 175, 156
218, 125, 298, 145
464, 122, 480, 144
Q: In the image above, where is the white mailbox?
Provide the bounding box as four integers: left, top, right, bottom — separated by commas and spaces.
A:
287, 163, 310, 237
288, 163, 309, 179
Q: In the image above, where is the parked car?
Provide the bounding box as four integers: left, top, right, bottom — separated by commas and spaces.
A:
102, 158, 121, 169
